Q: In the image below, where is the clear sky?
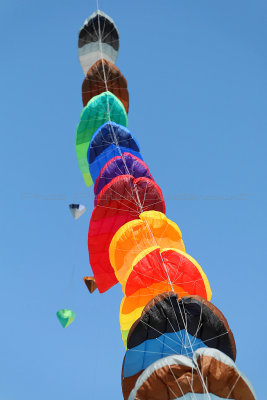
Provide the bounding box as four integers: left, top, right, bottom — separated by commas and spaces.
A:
0, 0, 266, 399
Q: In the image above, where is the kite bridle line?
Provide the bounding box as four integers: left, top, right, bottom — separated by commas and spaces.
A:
94, 10, 179, 286
91, 7, 213, 399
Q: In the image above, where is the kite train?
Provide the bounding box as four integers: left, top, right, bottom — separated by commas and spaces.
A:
74, 9, 257, 399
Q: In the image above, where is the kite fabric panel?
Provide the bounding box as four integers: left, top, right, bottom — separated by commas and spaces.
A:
121, 292, 236, 389
119, 247, 212, 346
88, 175, 166, 293
94, 153, 153, 196
127, 348, 256, 400
126, 292, 236, 360
123, 331, 206, 379
88, 122, 142, 183
120, 282, 193, 346
78, 10, 119, 75
109, 211, 185, 284
76, 92, 128, 187
82, 59, 129, 112
122, 247, 211, 297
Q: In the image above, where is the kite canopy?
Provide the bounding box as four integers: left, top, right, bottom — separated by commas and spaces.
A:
56, 309, 76, 328
88, 122, 142, 183
82, 59, 129, 112
122, 247, 211, 297
75, 92, 128, 187
69, 204, 86, 220
78, 10, 119, 75
109, 211, 185, 284
127, 348, 256, 400
88, 175, 165, 293
119, 248, 212, 346
122, 292, 236, 385
126, 293, 236, 360
94, 153, 153, 196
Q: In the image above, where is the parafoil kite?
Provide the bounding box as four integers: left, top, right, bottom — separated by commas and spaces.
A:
82, 59, 129, 112
78, 10, 119, 75
74, 9, 257, 399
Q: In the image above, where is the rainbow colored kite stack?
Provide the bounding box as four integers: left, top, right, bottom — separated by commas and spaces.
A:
76, 10, 256, 400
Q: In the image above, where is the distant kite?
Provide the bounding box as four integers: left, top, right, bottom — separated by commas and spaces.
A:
69, 204, 86, 220
56, 309, 76, 328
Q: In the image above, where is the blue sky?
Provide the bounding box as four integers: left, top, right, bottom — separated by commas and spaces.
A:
0, 0, 266, 398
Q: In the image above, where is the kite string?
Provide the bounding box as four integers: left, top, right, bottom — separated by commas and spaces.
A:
91, 16, 183, 294
87, 13, 247, 400
89, 10, 174, 293
80, 10, 244, 400
94, 10, 211, 399
96, 13, 178, 295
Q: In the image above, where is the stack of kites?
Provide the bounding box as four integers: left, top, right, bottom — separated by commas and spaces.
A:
76, 10, 257, 400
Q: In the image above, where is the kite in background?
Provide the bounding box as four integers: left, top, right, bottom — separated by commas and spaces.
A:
83, 276, 97, 293
56, 205, 85, 328
69, 204, 86, 220
56, 309, 76, 328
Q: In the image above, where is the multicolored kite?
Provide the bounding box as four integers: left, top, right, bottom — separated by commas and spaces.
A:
73, 9, 257, 400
